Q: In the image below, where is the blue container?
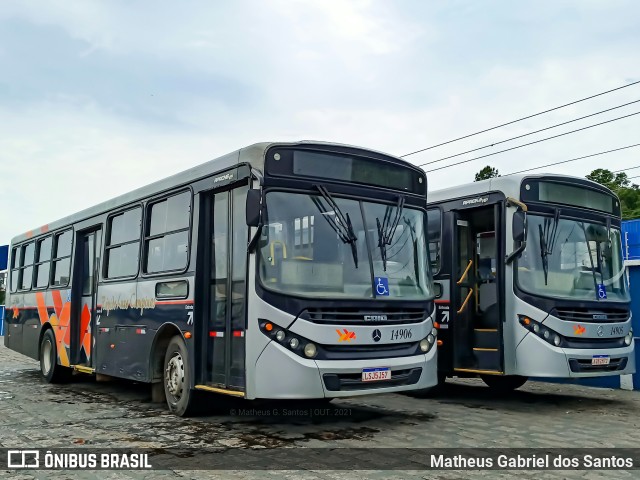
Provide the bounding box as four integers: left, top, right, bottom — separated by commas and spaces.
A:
0, 245, 7, 271
622, 219, 640, 260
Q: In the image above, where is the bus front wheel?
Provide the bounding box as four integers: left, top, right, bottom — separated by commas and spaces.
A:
481, 375, 528, 392
163, 335, 196, 416
39, 329, 72, 383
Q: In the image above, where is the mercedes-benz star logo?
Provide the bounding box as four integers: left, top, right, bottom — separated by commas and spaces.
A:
597, 326, 604, 337
372, 329, 382, 342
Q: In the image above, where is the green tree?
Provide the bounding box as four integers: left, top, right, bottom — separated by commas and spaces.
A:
474, 165, 500, 181
586, 168, 640, 220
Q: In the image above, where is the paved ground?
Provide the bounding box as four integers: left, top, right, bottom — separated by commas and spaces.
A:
0, 340, 638, 479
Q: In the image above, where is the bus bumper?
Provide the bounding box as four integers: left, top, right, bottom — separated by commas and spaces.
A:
514, 333, 636, 378
253, 341, 437, 399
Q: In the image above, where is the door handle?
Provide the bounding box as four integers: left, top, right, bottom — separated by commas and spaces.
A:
457, 260, 473, 285
457, 288, 474, 314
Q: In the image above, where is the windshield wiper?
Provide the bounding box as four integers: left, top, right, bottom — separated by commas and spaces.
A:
376, 196, 405, 271
578, 221, 601, 299
538, 208, 560, 285
312, 185, 358, 267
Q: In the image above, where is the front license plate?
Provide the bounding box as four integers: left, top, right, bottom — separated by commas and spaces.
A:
362, 367, 391, 382
592, 355, 610, 366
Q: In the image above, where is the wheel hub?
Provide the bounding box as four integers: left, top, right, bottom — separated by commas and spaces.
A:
42, 340, 52, 375
165, 353, 184, 398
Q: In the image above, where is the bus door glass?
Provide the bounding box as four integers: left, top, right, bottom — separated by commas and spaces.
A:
453, 217, 475, 367
209, 186, 249, 390
74, 228, 101, 368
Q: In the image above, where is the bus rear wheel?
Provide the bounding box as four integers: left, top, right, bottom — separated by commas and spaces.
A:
39, 329, 72, 383
163, 335, 196, 416
481, 375, 527, 392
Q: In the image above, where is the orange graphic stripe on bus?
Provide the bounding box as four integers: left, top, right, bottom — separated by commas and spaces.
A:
81, 304, 92, 359
36, 292, 48, 326
52, 290, 63, 318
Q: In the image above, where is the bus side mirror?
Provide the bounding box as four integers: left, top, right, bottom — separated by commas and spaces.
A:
246, 189, 261, 227
513, 211, 527, 242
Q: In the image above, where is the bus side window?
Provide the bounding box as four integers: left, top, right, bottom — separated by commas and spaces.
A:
105, 208, 141, 279
427, 208, 442, 272
145, 191, 191, 274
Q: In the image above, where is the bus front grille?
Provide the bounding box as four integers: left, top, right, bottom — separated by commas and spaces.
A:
551, 307, 629, 323
568, 357, 628, 373
300, 307, 427, 325
323, 368, 422, 391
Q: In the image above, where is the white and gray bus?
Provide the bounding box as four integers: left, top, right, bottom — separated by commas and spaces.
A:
427, 174, 635, 391
4, 141, 438, 415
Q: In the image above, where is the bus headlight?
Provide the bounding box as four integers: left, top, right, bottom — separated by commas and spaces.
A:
304, 343, 317, 358
518, 315, 564, 348
420, 339, 430, 352
259, 320, 318, 359
624, 329, 633, 346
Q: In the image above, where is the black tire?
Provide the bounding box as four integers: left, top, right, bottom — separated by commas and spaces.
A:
39, 329, 72, 383
163, 335, 196, 417
481, 375, 528, 392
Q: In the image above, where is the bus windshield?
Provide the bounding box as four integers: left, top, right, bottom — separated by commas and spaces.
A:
258, 190, 433, 300
516, 214, 630, 302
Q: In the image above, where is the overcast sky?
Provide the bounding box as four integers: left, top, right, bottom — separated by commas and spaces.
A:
1, 0, 639, 245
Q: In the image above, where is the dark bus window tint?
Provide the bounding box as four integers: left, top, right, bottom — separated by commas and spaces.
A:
145, 191, 191, 273
109, 208, 141, 245
54, 230, 73, 258
22, 243, 35, 267
146, 231, 189, 273
10, 247, 18, 292
52, 258, 71, 286
37, 236, 52, 262
166, 192, 190, 232
20, 266, 33, 290
149, 191, 190, 236
427, 209, 442, 273
35, 262, 51, 288
19, 242, 35, 290
10, 269, 19, 291
105, 207, 141, 279
34, 236, 52, 288
107, 243, 139, 278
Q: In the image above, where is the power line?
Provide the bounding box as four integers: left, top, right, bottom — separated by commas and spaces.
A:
401, 79, 640, 158
424, 110, 640, 172
502, 143, 640, 176
419, 99, 640, 167
614, 165, 640, 173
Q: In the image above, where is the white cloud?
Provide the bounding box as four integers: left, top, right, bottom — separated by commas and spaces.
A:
1, 0, 639, 245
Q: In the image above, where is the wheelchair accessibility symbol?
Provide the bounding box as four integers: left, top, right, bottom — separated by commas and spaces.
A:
597, 283, 607, 299
375, 277, 390, 296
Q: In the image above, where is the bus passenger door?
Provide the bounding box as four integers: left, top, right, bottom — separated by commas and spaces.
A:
452, 217, 476, 370
452, 205, 503, 374
206, 186, 249, 392
71, 227, 102, 369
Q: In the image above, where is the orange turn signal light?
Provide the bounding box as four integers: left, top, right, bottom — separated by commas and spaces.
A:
523, 317, 531, 325
437, 340, 443, 346
184, 331, 192, 339
265, 323, 273, 332
434, 322, 440, 329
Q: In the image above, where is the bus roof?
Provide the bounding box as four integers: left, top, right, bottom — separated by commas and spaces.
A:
428, 173, 613, 204
12, 140, 410, 245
